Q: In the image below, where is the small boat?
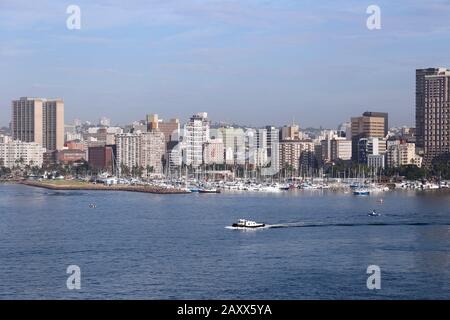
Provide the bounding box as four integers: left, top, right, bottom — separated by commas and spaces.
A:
88, 203, 96, 208
232, 219, 266, 229
368, 210, 380, 217
353, 188, 370, 195
198, 188, 221, 194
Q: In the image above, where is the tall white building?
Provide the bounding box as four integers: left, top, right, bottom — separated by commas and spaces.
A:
266, 126, 280, 170
183, 113, 209, 167
0, 140, 46, 168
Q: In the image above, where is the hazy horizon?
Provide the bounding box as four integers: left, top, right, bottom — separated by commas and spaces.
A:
2, 0, 450, 128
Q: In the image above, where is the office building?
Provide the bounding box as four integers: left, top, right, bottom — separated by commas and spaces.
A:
11, 97, 64, 151
351, 112, 388, 161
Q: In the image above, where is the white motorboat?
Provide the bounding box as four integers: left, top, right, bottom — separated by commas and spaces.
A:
231, 219, 266, 229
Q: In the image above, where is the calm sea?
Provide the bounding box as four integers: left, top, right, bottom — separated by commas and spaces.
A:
0, 184, 449, 299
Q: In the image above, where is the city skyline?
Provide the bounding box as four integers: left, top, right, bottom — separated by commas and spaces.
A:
2, 1, 450, 127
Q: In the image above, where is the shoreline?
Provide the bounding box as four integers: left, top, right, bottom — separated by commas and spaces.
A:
18, 180, 191, 195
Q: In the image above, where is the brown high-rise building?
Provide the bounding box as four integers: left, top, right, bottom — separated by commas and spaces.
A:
416, 68, 450, 166
12, 97, 64, 151
350, 111, 387, 161
416, 68, 445, 150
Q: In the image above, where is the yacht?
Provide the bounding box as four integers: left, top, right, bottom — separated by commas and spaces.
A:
232, 219, 266, 229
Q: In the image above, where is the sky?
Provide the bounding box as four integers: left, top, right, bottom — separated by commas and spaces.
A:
1, 0, 450, 128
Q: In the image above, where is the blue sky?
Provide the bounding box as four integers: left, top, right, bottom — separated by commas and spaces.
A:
1, 0, 450, 128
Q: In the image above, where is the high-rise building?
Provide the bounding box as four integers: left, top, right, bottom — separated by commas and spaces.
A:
141, 131, 165, 174
330, 138, 352, 161
12, 97, 64, 151
416, 68, 450, 166
416, 68, 446, 150
357, 137, 386, 164
116, 133, 142, 175
279, 140, 315, 171
266, 126, 280, 170
115, 131, 165, 176
351, 112, 387, 161
320, 131, 339, 163
183, 113, 209, 167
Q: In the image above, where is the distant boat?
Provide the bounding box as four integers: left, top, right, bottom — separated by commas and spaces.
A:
232, 219, 265, 229
368, 210, 380, 217
198, 188, 221, 194
353, 188, 370, 196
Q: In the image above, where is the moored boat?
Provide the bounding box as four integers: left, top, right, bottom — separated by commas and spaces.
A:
198, 188, 221, 194
353, 188, 370, 195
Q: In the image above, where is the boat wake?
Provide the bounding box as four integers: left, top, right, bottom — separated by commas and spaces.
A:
226, 221, 450, 230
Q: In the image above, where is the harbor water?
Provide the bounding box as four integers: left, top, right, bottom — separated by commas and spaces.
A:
0, 184, 449, 299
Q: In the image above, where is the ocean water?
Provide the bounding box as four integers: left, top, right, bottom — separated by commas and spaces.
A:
0, 183, 449, 299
